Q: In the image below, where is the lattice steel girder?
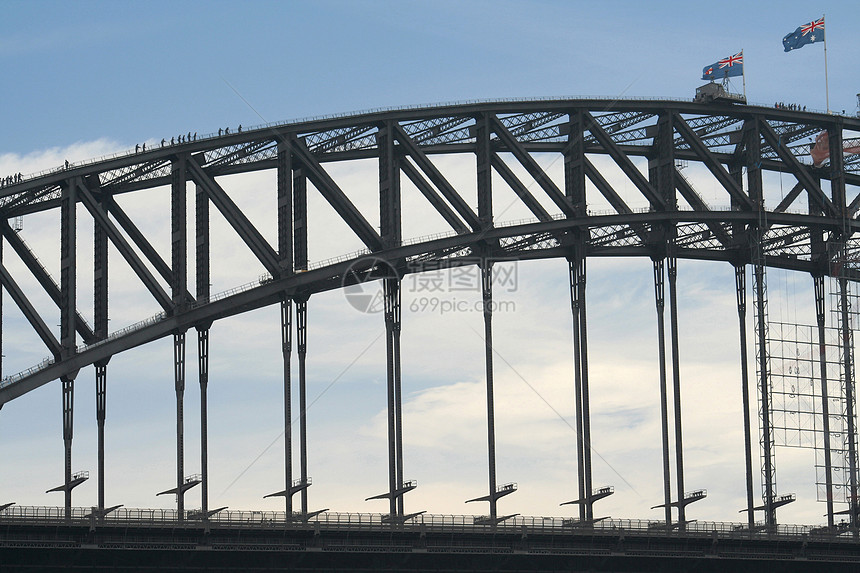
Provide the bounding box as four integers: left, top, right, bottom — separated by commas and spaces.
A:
489, 115, 575, 217
673, 171, 732, 247
287, 139, 382, 252
490, 154, 552, 222
0, 220, 96, 343
187, 157, 281, 276
400, 159, 470, 234
106, 200, 194, 306
2, 212, 857, 405
583, 111, 666, 210
0, 262, 62, 358
582, 158, 633, 215
759, 121, 838, 218
391, 122, 481, 231
76, 180, 174, 312
672, 113, 754, 211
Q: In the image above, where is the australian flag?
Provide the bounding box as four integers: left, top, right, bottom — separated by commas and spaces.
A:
702, 52, 743, 81
783, 17, 825, 52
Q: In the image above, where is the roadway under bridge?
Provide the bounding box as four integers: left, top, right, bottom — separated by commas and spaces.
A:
1, 98, 860, 569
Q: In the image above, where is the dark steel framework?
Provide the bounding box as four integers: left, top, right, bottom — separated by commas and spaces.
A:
0, 99, 859, 531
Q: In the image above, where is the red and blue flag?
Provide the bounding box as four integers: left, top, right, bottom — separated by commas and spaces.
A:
783, 17, 825, 52
702, 52, 743, 81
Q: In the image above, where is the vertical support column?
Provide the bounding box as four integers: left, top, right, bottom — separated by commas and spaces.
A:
838, 274, 859, 528
383, 278, 398, 519
814, 275, 835, 527
196, 173, 211, 523
62, 375, 74, 519
481, 259, 498, 521
378, 121, 402, 249
475, 113, 493, 228
293, 160, 308, 274
378, 121, 405, 517
0, 231, 3, 381
736, 265, 755, 529
174, 331, 186, 520
94, 189, 109, 515
197, 327, 209, 519
667, 256, 686, 526
653, 259, 672, 526
577, 253, 593, 521
296, 298, 309, 516
277, 141, 294, 516
60, 178, 77, 520
94, 363, 107, 514
280, 299, 293, 515
564, 110, 586, 217
393, 279, 404, 517
171, 156, 188, 521
754, 258, 776, 526
568, 257, 586, 522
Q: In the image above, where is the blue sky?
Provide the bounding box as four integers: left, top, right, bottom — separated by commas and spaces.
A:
1, 0, 859, 526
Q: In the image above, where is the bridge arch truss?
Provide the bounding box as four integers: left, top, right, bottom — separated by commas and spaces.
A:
1, 98, 859, 533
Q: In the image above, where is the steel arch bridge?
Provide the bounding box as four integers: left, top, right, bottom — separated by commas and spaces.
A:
1, 98, 860, 566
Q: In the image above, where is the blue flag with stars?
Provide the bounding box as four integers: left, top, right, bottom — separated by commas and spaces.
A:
783, 17, 825, 52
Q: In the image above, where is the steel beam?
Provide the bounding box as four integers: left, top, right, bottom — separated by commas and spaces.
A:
400, 160, 470, 234
476, 114, 493, 228
489, 114, 575, 217
583, 111, 666, 210
392, 123, 481, 231
106, 201, 174, 286
753, 256, 776, 526
187, 158, 281, 276
383, 279, 399, 518
672, 113, 754, 211
280, 298, 294, 515
568, 257, 586, 522
195, 172, 211, 522
814, 275, 835, 527
293, 169, 308, 271
735, 265, 755, 529
564, 110, 586, 217
76, 181, 174, 312
95, 362, 107, 515
296, 298, 309, 515
838, 274, 859, 529
378, 121, 402, 248
582, 158, 633, 215
667, 256, 686, 527
277, 142, 294, 276
60, 179, 76, 521
759, 121, 837, 217
653, 259, 672, 526
490, 155, 553, 222
575, 252, 593, 521
94, 193, 109, 515
482, 260, 498, 520
0, 220, 95, 343
173, 331, 187, 520
61, 374, 74, 520
287, 139, 382, 252
0, 263, 62, 358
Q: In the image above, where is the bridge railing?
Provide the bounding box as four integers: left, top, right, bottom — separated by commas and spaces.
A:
0, 505, 846, 541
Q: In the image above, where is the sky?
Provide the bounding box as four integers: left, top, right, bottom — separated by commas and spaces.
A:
1, 0, 859, 527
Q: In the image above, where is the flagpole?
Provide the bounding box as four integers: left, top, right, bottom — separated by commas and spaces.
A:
823, 14, 830, 113
741, 49, 746, 99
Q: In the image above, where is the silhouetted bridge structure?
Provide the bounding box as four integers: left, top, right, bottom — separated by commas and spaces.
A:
1, 97, 860, 570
